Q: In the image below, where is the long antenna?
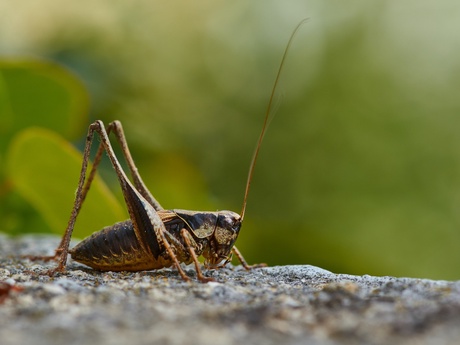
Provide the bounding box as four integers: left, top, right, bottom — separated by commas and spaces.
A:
240, 18, 308, 221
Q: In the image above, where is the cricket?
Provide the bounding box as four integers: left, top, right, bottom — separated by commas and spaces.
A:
26, 20, 307, 282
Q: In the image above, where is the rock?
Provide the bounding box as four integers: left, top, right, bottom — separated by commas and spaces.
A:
0, 234, 459, 345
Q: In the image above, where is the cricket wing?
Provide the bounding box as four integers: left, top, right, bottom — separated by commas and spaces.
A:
172, 209, 218, 239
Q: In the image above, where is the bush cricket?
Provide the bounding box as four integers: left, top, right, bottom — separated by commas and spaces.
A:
26, 20, 307, 282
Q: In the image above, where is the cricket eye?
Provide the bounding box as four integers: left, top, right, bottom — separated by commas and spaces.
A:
223, 218, 240, 233
217, 213, 241, 236
231, 221, 241, 232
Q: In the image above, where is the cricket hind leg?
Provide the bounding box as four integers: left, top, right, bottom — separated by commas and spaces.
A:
82, 121, 191, 281
77, 120, 163, 211
25, 120, 157, 272
105, 121, 163, 211
24, 121, 104, 273
24, 120, 182, 278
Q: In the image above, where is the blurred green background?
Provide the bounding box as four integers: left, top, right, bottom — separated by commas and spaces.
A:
1, 1, 460, 280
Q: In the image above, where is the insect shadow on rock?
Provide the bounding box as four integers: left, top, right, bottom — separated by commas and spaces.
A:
25, 19, 307, 282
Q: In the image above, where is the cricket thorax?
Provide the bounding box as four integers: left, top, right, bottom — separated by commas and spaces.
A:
162, 209, 242, 267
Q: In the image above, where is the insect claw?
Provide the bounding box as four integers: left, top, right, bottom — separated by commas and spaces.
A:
180, 270, 192, 281
198, 276, 215, 283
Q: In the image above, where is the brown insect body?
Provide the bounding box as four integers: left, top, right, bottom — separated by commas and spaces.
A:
25, 19, 307, 282
70, 209, 241, 272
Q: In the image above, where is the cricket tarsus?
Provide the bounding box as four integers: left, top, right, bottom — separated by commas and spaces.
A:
26, 19, 306, 282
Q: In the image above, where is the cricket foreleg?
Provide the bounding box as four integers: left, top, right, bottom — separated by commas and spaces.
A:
156, 230, 191, 282
232, 246, 267, 270
180, 229, 214, 283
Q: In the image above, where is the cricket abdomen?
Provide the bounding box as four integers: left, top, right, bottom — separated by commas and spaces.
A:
70, 220, 174, 271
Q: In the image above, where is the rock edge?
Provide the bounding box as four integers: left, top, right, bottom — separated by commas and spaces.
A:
1, 234, 459, 345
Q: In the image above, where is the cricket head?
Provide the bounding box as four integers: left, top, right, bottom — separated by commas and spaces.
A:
203, 210, 242, 268
172, 209, 241, 268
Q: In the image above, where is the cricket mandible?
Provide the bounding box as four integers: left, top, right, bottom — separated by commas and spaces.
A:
27, 20, 307, 282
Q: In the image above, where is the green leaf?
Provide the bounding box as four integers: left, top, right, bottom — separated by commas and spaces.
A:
5, 128, 126, 239
0, 58, 90, 236
0, 59, 89, 157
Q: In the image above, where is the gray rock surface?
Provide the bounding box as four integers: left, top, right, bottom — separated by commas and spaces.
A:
1, 234, 460, 345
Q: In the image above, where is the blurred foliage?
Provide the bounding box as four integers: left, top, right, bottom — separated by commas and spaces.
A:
0, 60, 87, 146
0, 59, 125, 237
6, 128, 126, 238
1, 1, 460, 280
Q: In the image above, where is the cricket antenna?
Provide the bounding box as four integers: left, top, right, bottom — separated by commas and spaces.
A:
240, 18, 308, 222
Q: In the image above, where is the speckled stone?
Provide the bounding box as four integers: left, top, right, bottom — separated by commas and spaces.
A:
1, 234, 460, 345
